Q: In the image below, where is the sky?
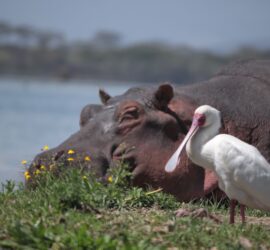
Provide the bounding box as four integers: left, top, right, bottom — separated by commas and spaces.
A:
1, 0, 270, 53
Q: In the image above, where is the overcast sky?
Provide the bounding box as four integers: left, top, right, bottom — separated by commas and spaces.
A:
1, 0, 270, 53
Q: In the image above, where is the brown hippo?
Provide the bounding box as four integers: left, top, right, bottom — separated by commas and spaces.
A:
30, 59, 270, 201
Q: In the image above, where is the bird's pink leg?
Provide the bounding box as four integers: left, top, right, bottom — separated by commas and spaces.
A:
240, 204, 246, 224
230, 199, 237, 224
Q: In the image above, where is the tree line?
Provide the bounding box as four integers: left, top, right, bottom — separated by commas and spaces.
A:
0, 21, 269, 84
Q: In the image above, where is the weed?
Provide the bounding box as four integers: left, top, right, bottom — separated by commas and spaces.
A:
0, 162, 270, 249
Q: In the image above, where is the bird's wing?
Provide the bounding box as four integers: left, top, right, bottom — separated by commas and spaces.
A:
211, 134, 270, 209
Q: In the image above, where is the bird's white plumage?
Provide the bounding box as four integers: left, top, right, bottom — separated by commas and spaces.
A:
165, 104, 270, 213
201, 134, 270, 211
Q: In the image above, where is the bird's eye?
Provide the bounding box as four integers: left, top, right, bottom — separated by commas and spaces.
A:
197, 115, 206, 126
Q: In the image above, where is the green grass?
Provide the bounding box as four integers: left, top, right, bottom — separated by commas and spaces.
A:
0, 163, 270, 250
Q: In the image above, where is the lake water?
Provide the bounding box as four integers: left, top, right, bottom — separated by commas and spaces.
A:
0, 78, 137, 184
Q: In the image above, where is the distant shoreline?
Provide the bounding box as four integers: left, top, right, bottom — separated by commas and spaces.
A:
0, 74, 148, 87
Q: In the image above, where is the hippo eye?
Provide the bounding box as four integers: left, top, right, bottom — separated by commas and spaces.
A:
119, 106, 139, 123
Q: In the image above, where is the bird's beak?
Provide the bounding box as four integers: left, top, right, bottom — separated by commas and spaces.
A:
165, 117, 199, 172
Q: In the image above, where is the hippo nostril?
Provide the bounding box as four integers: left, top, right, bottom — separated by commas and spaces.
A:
114, 144, 134, 156
112, 144, 125, 159
110, 144, 118, 158
110, 143, 136, 170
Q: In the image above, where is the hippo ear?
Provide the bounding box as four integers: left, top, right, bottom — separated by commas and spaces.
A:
80, 104, 103, 127
153, 83, 174, 110
99, 89, 111, 105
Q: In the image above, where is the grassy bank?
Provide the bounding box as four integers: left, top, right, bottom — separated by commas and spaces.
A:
0, 164, 270, 249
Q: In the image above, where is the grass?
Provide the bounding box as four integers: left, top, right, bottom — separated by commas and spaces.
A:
0, 162, 270, 250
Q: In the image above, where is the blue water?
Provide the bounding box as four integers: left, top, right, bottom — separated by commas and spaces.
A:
0, 78, 136, 184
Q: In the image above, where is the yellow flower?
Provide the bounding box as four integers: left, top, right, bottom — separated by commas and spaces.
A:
82, 175, 87, 180
40, 165, 46, 171
84, 156, 91, 161
24, 171, 31, 180
67, 157, 74, 162
107, 176, 113, 183
24, 171, 30, 177
42, 145, 49, 151
34, 169, 41, 175
68, 149, 75, 154
25, 175, 31, 180
21, 160, 27, 165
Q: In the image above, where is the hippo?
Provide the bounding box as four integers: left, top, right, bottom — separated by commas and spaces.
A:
30, 59, 270, 201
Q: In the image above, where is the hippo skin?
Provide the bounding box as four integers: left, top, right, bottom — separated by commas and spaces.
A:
30, 59, 270, 201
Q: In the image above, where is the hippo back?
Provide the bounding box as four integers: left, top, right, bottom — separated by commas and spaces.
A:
173, 59, 270, 162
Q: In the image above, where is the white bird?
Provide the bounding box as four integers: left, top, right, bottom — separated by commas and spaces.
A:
165, 105, 270, 224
